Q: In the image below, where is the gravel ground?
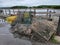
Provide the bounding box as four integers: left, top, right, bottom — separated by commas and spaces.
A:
0, 23, 60, 45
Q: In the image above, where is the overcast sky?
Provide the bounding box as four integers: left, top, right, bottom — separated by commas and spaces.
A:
0, 0, 60, 7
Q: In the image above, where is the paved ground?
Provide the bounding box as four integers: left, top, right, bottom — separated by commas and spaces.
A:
0, 23, 32, 45
0, 23, 60, 45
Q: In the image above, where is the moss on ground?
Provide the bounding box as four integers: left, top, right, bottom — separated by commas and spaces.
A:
50, 34, 60, 43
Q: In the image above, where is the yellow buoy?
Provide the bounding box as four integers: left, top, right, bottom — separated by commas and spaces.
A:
6, 15, 17, 24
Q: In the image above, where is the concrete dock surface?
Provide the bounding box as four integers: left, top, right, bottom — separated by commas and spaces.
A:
0, 23, 32, 45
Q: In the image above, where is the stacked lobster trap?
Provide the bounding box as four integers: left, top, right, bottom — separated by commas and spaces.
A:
10, 11, 58, 42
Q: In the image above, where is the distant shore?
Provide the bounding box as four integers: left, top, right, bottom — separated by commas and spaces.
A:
0, 5, 60, 9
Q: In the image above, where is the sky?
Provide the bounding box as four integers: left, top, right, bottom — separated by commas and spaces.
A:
0, 0, 60, 7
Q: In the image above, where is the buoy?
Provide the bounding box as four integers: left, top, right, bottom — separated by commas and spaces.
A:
6, 15, 17, 24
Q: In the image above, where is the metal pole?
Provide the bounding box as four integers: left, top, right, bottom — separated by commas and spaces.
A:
18, 9, 20, 12
5, 9, 8, 15
30, 8, 31, 12
2, 9, 4, 15
49, 11, 51, 19
13, 9, 15, 14
9, 9, 11, 15
47, 8, 49, 18
34, 8, 35, 16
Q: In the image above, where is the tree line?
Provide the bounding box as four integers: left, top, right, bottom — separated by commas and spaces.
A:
10, 5, 60, 9
0, 5, 60, 9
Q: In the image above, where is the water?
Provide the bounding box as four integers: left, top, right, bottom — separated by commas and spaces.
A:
2, 9, 60, 16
